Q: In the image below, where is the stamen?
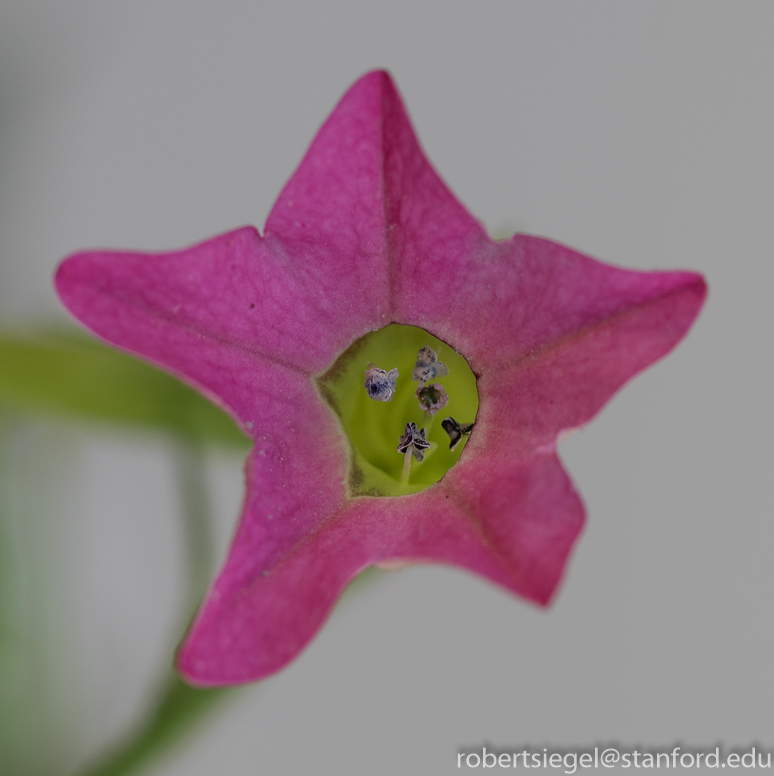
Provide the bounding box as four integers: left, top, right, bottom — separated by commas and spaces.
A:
416, 382, 449, 416
401, 448, 413, 483
411, 346, 449, 384
364, 365, 399, 402
397, 421, 431, 461
397, 422, 431, 485
441, 417, 475, 451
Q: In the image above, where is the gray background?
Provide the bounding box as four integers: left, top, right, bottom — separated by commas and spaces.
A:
1, 1, 772, 774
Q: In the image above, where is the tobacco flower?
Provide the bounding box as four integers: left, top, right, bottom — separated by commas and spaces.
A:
55, 71, 706, 685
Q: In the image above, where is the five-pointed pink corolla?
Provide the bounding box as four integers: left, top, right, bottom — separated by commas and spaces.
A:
55, 71, 706, 686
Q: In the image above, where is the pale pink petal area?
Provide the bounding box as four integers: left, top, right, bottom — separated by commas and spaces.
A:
178, 451, 582, 685
55, 226, 382, 377
266, 70, 488, 323
401, 234, 705, 375
56, 231, 352, 567
178, 403, 351, 686
477, 271, 707, 453
443, 451, 585, 606
263, 72, 390, 332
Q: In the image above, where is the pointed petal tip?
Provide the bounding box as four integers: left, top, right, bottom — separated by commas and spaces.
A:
176, 654, 288, 689
175, 644, 238, 689
54, 250, 98, 318
174, 600, 325, 687
175, 631, 235, 688
685, 271, 708, 304
522, 500, 586, 610
54, 250, 81, 289
665, 269, 708, 332
337, 68, 401, 111
666, 269, 707, 297
350, 68, 395, 89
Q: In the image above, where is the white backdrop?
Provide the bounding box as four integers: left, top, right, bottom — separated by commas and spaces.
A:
0, 2, 771, 774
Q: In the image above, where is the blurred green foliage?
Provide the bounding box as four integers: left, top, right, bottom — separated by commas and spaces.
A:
0, 326, 246, 775
0, 327, 250, 450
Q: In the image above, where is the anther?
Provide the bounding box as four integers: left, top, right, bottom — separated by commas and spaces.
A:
441, 417, 475, 451
364, 365, 399, 402
416, 382, 449, 415
397, 422, 431, 462
412, 346, 449, 384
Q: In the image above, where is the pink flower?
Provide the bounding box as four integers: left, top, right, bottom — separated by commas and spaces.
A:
55, 71, 706, 685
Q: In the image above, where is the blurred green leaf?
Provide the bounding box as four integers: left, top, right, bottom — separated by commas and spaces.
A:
0, 328, 250, 450
0, 335, 250, 775
0, 415, 82, 775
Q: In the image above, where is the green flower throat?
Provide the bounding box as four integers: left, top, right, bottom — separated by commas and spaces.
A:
316, 324, 479, 497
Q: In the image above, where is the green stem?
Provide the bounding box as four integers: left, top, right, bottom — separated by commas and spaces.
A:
76, 436, 234, 776
77, 677, 232, 776
172, 437, 215, 607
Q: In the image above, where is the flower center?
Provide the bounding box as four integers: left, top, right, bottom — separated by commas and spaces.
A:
316, 324, 479, 497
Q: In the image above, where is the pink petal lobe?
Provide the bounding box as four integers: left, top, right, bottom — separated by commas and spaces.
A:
56, 229, 353, 594
479, 271, 707, 453
400, 233, 705, 377
177, 410, 350, 686
55, 227, 365, 377
177, 504, 368, 685
444, 451, 585, 606
265, 70, 487, 323
178, 454, 582, 685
